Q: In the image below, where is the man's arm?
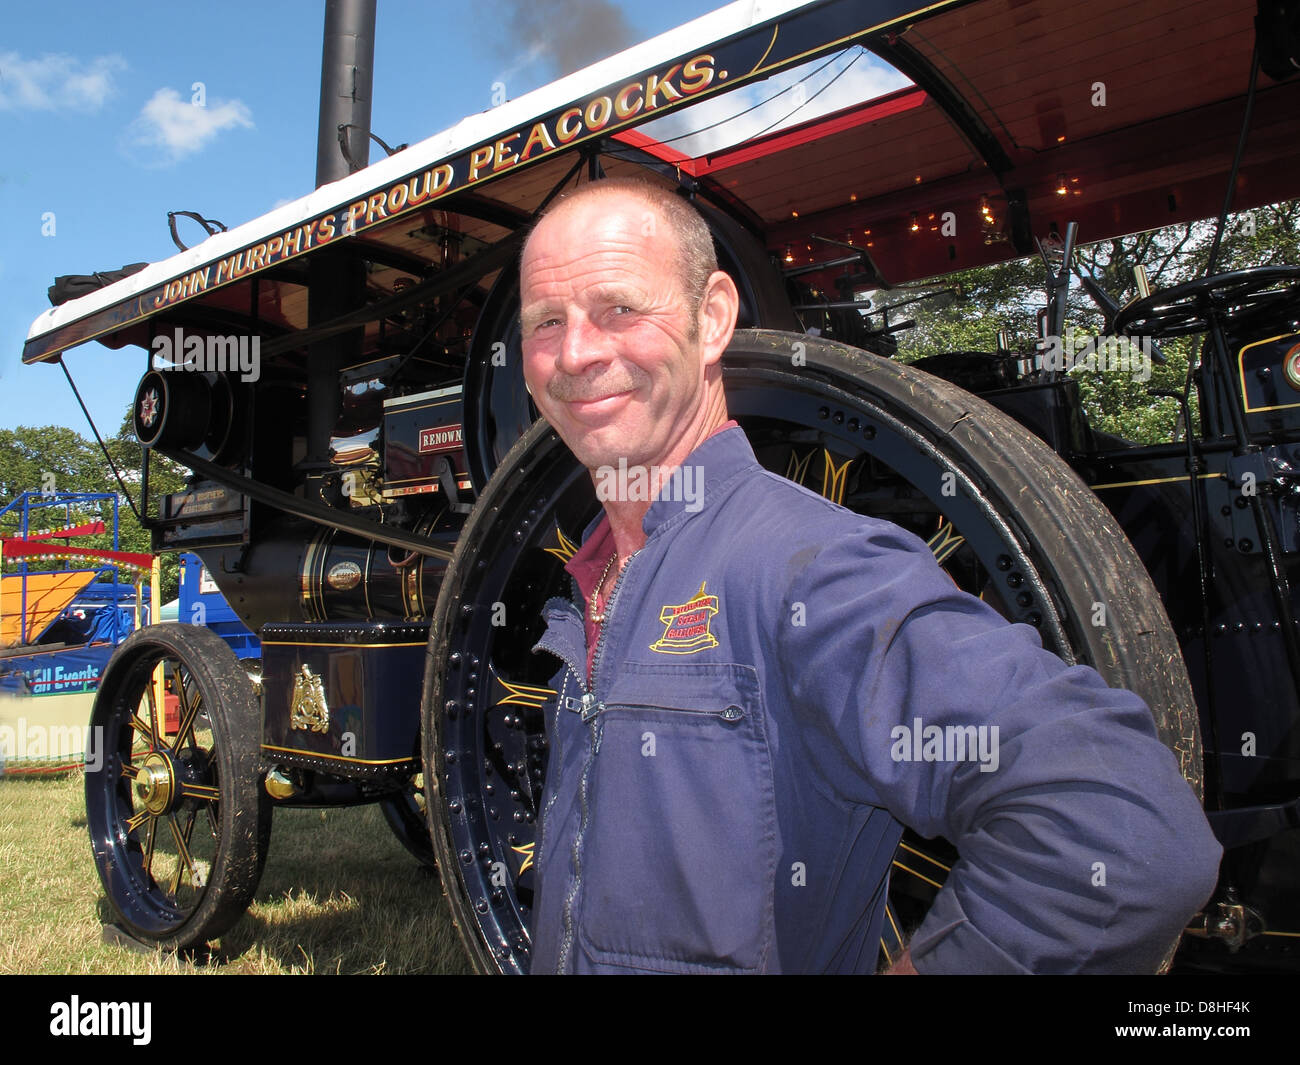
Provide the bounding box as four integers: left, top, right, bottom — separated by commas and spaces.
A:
780, 516, 1222, 973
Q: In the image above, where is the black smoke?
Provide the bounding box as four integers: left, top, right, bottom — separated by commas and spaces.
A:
491, 0, 637, 78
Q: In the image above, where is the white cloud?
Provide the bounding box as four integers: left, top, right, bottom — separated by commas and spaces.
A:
127, 87, 253, 163
0, 51, 125, 112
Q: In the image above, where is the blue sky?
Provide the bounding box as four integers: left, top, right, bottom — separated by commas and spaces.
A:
0, 0, 741, 439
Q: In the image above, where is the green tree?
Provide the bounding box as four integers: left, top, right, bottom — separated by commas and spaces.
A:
0, 425, 101, 504
892, 201, 1300, 444
1, 412, 189, 602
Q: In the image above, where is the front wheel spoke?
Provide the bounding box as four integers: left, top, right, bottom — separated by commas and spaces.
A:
124, 808, 152, 834
168, 812, 199, 895
142, 818, 157, 879
179, 781, 220, 802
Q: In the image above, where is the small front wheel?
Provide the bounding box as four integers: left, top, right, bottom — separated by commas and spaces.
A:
86, 623, 271, 950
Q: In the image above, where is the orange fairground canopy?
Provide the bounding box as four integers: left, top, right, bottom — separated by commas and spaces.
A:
0, 571, 99, 648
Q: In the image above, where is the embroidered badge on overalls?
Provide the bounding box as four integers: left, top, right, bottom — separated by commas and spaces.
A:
650, 580, 720, 654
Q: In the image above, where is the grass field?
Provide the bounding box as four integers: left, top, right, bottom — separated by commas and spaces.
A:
0, 771, 474, 974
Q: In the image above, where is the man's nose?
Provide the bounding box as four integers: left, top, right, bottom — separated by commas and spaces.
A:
556, 314, 610, 376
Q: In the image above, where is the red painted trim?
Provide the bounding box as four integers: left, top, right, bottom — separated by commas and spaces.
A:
612, 127, 701, 176
0, 540, 153, 569
612, 85, 928, 179
693, 85, 927, 175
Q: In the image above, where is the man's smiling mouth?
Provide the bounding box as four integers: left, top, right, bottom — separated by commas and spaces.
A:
566, 389, 636, 415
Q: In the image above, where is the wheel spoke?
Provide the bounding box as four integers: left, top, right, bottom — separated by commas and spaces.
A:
130, 712, 154, 747
174, 669, 201, 752
890, 859, 945, 892
168, 811, 199, 896
879, 902, 906, 968
898, 840, 952, 874
142, 817, 157, 879
180, 782, 221, 801
124, 808, 151, 834
143, 683, 161, 748
886, 902, 905, 947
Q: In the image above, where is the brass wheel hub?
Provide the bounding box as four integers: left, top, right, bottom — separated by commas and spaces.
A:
133, 751, 177, 816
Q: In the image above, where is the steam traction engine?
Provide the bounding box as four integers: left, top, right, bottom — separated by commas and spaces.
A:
22, 0, 1300, 972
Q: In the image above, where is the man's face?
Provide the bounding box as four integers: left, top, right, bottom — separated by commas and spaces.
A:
519, 193, 723, 473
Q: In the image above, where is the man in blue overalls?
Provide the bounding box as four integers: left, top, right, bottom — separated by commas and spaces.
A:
517, 176, 1221, 974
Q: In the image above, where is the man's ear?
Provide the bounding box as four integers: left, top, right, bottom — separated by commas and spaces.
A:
698, 270, 739, 367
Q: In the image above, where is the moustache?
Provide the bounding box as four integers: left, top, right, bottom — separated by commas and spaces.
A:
547, 367, 648, 403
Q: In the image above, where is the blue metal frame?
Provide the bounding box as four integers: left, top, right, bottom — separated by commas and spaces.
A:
0, 491, 145, 647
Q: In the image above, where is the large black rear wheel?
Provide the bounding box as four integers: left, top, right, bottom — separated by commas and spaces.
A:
423, 329, 1202, 973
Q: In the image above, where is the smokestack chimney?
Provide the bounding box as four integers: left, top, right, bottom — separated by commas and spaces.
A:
305, 0, 376, 503
316, 0, 376, 187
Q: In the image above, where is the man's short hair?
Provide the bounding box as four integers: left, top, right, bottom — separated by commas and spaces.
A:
527, 177, 719, 315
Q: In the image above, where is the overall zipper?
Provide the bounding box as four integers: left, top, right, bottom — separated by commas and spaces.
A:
531, 670, 571, 877
556, 548, 638, 973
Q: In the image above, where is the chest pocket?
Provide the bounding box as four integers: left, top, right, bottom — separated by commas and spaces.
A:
579, 661, 778, 973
